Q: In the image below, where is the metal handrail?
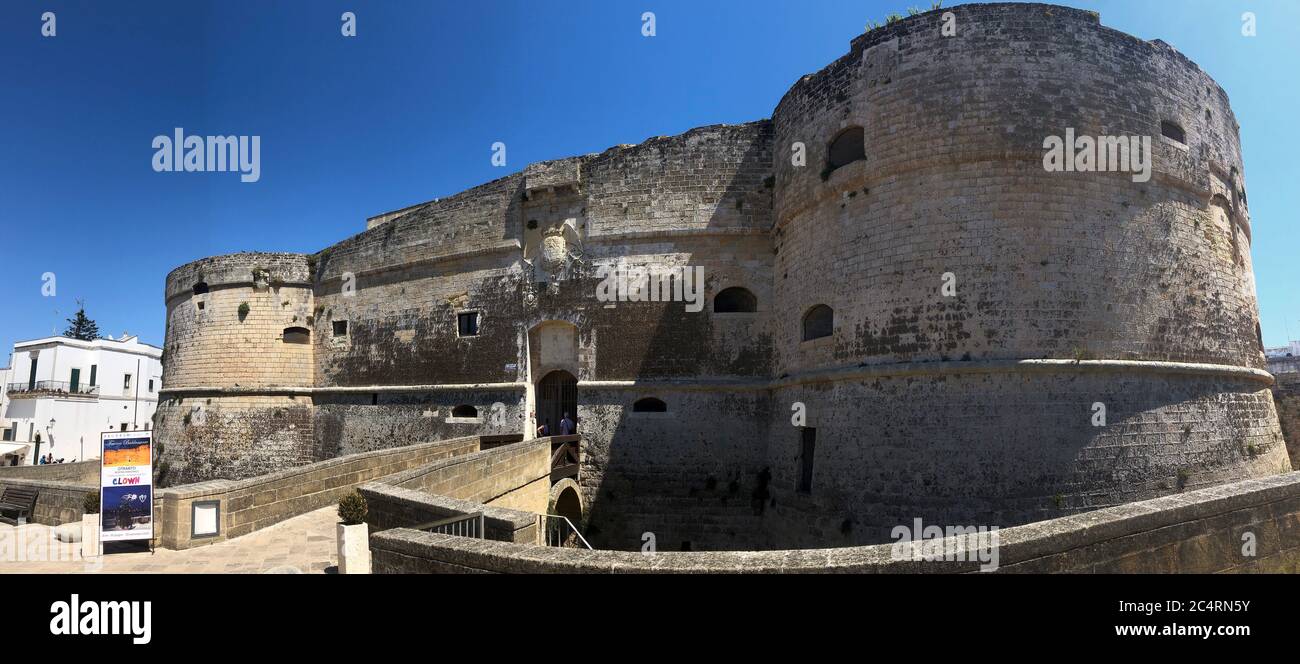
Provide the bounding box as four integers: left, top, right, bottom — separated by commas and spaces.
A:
536, 514, 593, 549
5, 381, 99, 396
411, 512, 485, 539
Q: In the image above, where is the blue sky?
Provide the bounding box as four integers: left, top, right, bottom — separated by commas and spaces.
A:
1, 0, 1297, 357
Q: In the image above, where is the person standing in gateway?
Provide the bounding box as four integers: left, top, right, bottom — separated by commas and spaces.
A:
559, 412, 576, 435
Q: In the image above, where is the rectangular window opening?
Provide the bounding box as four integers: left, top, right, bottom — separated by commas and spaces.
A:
458, 311, 480, 337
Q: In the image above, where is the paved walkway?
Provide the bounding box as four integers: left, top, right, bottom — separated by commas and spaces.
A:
0, 506, 339, 574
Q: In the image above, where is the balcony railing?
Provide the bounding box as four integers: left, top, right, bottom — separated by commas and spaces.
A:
5, 381, 99, 398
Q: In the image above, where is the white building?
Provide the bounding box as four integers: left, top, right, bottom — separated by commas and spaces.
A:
0, 366, 10, 447
1265, 341, 1300, 359
0, 335, 162, 466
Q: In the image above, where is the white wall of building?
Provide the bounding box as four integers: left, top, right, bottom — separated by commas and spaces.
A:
0, 366, 10, 443
1, 335, 162, 465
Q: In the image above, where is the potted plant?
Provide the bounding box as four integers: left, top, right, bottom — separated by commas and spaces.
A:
81, 491, 100, 560
336, 491, 370, 574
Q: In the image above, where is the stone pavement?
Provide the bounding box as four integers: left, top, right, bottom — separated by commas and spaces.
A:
0, 506, 338, 574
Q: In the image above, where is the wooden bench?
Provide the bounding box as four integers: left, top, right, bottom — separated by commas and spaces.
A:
0, 486, 38, 525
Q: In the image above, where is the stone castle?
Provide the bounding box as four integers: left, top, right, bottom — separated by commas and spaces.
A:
156, 3, 1292, 550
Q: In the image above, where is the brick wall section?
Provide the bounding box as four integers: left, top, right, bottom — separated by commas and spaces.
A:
0, 459, 98, 485
0, 479, 91, 526
369, 471, 1300, 573
154, 435, 486, 549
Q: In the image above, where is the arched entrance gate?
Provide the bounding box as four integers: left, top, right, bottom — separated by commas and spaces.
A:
536, 369, 577, 435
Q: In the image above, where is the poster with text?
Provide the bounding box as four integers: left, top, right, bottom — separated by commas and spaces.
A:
100, 431, 153, 542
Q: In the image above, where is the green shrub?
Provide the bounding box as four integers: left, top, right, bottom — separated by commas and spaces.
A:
338, 491, 368, 525
82, 491, 100, 514
237, 302, 250, 321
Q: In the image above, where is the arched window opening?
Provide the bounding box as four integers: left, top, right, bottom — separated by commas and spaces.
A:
827, 126, 866, 172
802, 305, 834, 342
1161, 121, 1186, 144
192, 282, 209, 295
714, 287, 757, 313
452, 404, 478, 418
282, 327, 311, 344
632, 397, 667, 413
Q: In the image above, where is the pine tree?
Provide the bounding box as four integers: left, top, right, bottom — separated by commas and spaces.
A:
63, 300, 100, 341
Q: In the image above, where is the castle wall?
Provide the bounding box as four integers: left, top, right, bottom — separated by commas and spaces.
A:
157, 253, 317, 484
312, 388, 525, 458
760, 3, 1285, 545
156, 3, 1289, 553
763, 369, 1285, 547
576, 387, 771, 551
772, 4, 1256, 370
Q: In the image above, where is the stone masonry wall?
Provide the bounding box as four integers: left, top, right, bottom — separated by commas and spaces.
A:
155, 394, 316, 484
0, 478, 91, 526
1273, 372, 1300, 469
772, 4, 1258, 369
756, 3, 1284, 545
763, 368, 1287, 547
369, 470, 1300, 573
383, 438, 550, 514
158, 3, 1288, 555
0, 459, 98, 485
154, 436, 485, 549
158, 252, 318, 483
577, 387, 770, 551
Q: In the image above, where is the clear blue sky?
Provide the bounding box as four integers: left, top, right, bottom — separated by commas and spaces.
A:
1, 0, 1297, 358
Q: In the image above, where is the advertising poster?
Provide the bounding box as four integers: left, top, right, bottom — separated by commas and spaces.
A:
100, 431, 153, 543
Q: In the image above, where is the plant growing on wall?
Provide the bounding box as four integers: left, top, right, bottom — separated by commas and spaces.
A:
237, 302, 250, 321
338, 491, 368, 525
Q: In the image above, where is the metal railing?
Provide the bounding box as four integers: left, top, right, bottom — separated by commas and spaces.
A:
412, 512, 485, 539
537, 514, 593, 549
5, 381, 99, 397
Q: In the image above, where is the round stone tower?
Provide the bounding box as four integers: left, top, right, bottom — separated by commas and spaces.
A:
764, 3, 1287, 540
155, 252, 317, 484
